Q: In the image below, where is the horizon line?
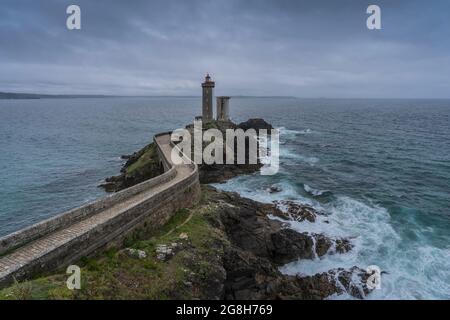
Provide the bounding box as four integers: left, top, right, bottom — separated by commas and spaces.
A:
1, 91, 450, 100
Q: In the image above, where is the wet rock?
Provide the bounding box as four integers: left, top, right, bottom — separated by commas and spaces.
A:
270, 229, 316, 263
98, 181, 117, 193
203, 187, 366, 300
237, 118, 274, 132
273, 200, 320, 223
310, 234, 352, 257
214, 189, 352, 264
199, 163, 262, 184
329, 266, 373, 299
266, 185, 282, 193
223, 246, 373, 300
313, 234, 332, 257
99, 142, 163, 192
335, 238, 353, 254
283, 266, 374, 300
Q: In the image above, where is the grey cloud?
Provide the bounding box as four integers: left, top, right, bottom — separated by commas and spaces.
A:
0, 0, 449, 97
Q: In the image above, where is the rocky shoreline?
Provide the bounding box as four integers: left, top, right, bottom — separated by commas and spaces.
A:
0, 118, 375, 300
205, 187, 372, 299
96, 118, 375, 300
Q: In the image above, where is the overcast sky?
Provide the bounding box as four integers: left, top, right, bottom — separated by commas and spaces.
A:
1, 0, 449, 98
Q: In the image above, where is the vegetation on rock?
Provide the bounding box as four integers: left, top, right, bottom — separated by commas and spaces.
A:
99, 142, 163, 192
0, 186, 371, 300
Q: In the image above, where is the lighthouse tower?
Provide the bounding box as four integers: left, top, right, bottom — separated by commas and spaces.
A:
201, 73, 215, 121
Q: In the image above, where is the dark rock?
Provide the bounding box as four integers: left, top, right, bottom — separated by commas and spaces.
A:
98, 182, 117, 193
222, 245, 373, 300
267, 185, 282, 193
237, 118, 274, 132
273, 200, 320, 223
335, 238, 353, 254
313, 233, 333, 257
202, 187, 368, 300
99, 142, 163, 192
271, 229, 316, 263
198, 163, 262, 184
213, 189, 352, 263
331, 266, 373, 299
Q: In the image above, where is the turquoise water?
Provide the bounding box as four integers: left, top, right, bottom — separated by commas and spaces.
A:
0, 97, 449, 299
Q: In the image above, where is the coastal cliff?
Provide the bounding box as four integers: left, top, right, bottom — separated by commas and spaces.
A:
0, 186, 372, 300
99, 118, 272, 190
0, 119, 374, 300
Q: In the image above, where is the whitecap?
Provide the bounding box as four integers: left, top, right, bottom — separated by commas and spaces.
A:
304, 184, 331, 197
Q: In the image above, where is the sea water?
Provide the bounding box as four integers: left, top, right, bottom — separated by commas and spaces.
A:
0, 97, 449, 299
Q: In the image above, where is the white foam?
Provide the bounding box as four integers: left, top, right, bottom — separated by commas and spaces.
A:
213, 176, 311, 205
213, 126, 450, 300
279, 196, 450, 300
215, 176, 450, 299
278, 127, 314, 136
304, 184, 330, 196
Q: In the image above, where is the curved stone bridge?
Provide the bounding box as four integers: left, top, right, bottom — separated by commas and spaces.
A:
0, 132, 200, 288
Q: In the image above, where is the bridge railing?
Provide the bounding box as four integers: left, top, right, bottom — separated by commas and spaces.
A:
0, 136, 179, 256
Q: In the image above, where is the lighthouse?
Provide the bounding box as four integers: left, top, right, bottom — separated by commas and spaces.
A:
201, 73, 215, 121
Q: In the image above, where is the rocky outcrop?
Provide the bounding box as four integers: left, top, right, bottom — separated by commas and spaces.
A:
224, 247, 371, 300
195, 119, 264, 184
100, 118, 272, 187
237, 118, 274, 132
203, 187, 370, 300
198, 163, 262, 184
94, 118, 374, 300
99, 142, 163, 192
273, 200, 322, 223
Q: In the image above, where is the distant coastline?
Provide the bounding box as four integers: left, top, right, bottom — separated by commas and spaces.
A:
0, 92, 298, 100
0, 92, 113, 100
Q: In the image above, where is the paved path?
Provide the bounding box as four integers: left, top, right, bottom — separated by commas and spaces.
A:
0, 133, 195, 285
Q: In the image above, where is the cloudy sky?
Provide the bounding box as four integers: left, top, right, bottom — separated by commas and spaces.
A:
1, 0, 449, 98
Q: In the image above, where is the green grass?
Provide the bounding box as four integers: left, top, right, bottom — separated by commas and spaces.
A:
0, 188, 226, 300
126, 143, 159, 175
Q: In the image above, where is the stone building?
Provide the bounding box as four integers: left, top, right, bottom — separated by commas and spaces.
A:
201, 74, 215, 121
200, 74, 231, 122
216, 96, 230, 121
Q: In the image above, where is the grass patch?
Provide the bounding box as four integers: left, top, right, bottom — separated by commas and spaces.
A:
0, 187, 226, 300
126, 143, 159, 175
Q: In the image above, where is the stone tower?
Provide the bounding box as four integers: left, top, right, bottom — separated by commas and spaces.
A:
216, 96, 230, 121
201, 73, 215, 121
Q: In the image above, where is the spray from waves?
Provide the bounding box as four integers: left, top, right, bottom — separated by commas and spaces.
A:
299, 129, 313, 135
212, 176, 313, 206
282, 195, 450, 300
304, 184, 331, 197
257, 129, 319, 172
278, 127, 314, 136
275, 127, 320, 166
214, 176, 450, 300
214, 124, 450, 299
281, 150, 319, 166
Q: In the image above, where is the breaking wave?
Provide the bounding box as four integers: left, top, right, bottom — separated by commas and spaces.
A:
213, 121, 450, 300
304, 184, 331, 197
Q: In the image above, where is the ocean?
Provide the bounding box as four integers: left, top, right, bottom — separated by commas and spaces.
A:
0, 97, 449, 299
